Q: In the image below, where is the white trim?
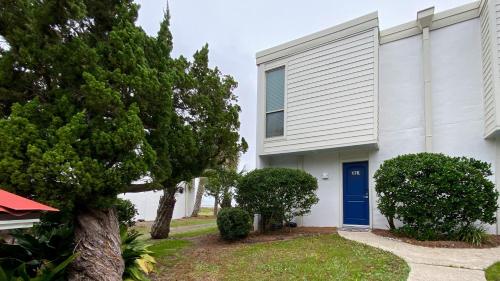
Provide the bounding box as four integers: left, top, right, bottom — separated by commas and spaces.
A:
0, 219, 39, 230
264, 63, 288, 140
422, 26, 433, 152
487, 0, 500, 138
256, 12, 379, 65
380, 1, 479, 44
260, 140, 378, 156
373, 27, 379, 144
256, 2, 480, 64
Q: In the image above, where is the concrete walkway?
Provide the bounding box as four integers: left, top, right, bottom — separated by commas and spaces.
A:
338, 230, 500, 281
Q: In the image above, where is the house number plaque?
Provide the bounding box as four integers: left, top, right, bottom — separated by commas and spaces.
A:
351, 170, 360, 176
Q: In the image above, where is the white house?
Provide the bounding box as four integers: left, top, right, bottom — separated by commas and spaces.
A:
256, 0, 500, 233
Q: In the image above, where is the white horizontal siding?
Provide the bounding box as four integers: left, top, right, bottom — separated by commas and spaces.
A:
481, 0, 497, 136
263, 29, 377, 154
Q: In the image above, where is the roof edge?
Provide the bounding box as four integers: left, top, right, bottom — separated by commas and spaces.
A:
380, 1, 480, 44
256, 1, 481, 64
256, 12, 379, 65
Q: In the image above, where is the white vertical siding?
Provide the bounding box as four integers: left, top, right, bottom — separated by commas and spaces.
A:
262, 29, 378, 154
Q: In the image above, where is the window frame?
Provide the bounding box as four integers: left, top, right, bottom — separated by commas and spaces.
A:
264, 63, 287, 140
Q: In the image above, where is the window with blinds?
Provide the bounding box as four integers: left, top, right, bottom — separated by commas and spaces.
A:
265, 67, 285, 138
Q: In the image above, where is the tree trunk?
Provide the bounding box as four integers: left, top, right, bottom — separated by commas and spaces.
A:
191, 177, 206, 217
68, 208, 123, 281
220, 191, 232, 208
388, 216, 395, 230
150, 188, 176, 239
213, 194, 219, 216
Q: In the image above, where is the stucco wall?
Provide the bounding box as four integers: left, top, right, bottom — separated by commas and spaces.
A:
121, 182, 197, 221
261, 18, 500, 233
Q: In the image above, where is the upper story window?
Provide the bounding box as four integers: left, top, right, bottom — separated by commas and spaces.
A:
265, 67, 285, 138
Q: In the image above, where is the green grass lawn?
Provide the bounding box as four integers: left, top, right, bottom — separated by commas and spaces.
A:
198, 207, 214, 216
133, 215, 216, 240
170, 216, 215, 227
187, 234, 409, 281
486, 262, 500, 281
170, 226, 218, 239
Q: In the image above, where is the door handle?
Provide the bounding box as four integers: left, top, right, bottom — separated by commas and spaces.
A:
363, 194, 369, 199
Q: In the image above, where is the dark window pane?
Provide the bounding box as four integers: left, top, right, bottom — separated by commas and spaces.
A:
266, 111, 284, 138
266, 67, 285, 112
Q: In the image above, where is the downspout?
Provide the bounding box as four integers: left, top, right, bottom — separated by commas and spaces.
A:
418, 7, 435, 152
296, 156, 304, 226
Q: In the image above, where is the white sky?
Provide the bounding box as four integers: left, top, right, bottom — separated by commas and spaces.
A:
135, 0, 474, 171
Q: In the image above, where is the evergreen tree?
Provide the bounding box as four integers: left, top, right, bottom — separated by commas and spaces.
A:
0, 1, 159, 279
148, 44, 247, 239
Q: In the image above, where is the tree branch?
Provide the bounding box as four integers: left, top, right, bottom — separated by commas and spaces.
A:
126, 182, 162, 193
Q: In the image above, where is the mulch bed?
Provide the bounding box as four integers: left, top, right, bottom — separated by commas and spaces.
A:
372, 228, 500, 248
192, 226, 337, 246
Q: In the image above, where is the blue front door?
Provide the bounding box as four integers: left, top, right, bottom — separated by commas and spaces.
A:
343, 161, 369, 225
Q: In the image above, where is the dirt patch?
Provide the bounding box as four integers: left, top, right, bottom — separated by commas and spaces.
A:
152, 227, 337, 281
372, 228, 500, 248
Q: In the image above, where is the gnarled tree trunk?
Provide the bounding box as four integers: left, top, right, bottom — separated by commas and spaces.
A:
191, 177, 206, 217
150, 188, 176, 239
69, 208, 123, 281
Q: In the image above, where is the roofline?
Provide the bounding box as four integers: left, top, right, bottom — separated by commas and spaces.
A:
256, 1, 480, 65
256, 12, 379, 65
380, 1, 479, 44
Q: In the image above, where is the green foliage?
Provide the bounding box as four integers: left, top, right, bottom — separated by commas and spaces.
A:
486, 262, 500, 281
121, 228, 156, 281
236, 168, 319, 230
374, 153, 499, 241
0, 227, 74, 280
0, 255, 76, 281
205, 167, 241, 209
453, 225, 488, 246
217, 207, 252, 240
0, 0, 156, 222
153, 44, 248, 194
116, 198, 138, 227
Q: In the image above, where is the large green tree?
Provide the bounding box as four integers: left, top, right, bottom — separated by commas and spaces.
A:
123, 7, 246, 239
0, 1, 165, 279
147, 44, 247, 239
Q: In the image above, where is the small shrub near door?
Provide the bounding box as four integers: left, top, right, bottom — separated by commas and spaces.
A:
236, 168, 319, 231
374, 153, 499, 242
217, 207, 252, 240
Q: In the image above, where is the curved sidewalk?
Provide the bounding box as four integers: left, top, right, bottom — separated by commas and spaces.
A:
338, 230, 500, 281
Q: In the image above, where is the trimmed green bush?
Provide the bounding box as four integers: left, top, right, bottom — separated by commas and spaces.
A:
115, 198, 138, 227
374, 153, 499, 241
217, 207, 252, 240
236, 168, 319, 231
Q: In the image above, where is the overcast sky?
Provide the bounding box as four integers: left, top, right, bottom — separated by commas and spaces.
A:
134, 0, 473, 171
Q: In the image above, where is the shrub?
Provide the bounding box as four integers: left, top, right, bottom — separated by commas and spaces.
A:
116, 198, 138, 227
217, 207, 252, 240
453, 225, 488, 246
121, 228, 156, 281
236, 168, 319, 231
374, 153, 499, 241
0, 227, 75, 280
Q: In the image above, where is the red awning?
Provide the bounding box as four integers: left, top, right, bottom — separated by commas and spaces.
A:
0, 189, 58, 213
